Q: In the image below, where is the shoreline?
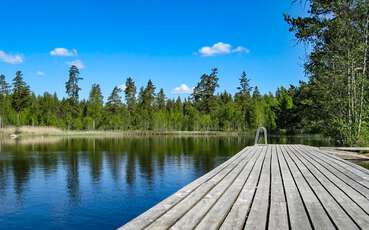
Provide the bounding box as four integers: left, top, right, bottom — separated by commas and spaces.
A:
0, 126, 254, 139
0, 126, 326, 139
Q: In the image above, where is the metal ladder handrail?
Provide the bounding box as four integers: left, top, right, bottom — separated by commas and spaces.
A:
254, 127, 268, 145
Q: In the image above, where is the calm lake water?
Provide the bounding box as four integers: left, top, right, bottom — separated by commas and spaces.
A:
0, 135, 332, 230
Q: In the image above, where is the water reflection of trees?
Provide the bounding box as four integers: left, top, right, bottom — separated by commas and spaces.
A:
0, 136, 248, 201
63, 139, 81, 203
0, 159, 7, 195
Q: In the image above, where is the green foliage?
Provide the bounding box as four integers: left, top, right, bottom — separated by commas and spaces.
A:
236, 71, 252, 97
137, 80, 156, 130
139, 80, 156, 110
65, 65, 82, 102
235, 72, 253, 129
0, 66, 340, 143
124, 77, 136, 111
192, 68, 219, 113
87, 84, 104, 129
11, 71, 31, 124
274, 87, 293, 130
285, 0, 369, 145
155, 88, 166, 110
106, 86, 122, 113
0, 74, 10, 96
0, 68, 299, 133
124, 77, 137, 129
0, 74, 11, 127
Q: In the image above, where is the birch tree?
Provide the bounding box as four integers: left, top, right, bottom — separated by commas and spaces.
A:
285, 0, 369, 144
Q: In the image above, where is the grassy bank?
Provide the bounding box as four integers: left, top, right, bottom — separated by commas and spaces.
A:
0, 126, 254, 139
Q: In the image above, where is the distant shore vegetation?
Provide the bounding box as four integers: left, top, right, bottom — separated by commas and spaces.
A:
0, 67, 308, 136
0, 66, 336, 144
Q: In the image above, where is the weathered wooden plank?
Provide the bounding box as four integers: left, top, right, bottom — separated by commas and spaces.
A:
289, 145, 369, 228
170, 146, 260, 229
280, 145, 335, 230
285, 145, 359, 230
310, 146, 369, 181
295, 145, 369, 211
325, 147, 369, 152
193, 146, 263, 230
319, 148, 369, 161
219, 145, 267, 230
119, 145, 369, 230
145, 147, 255, 230
267, 145, 289, 230
276, 145, 312, 230
243, 145, 272, 230
299, 146, 369, 199
302, 145, 369, 195
118, 147, 250, 230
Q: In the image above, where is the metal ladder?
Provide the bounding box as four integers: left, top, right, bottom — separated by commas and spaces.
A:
254, 127, 268, 145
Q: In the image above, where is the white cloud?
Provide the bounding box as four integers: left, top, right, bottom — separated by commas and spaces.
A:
232, 46, 250, 53
198, 42, 249, 57
50, 48, 78, 57
199, 42, 231, 56
0, 50, 23, 64
172, 84, 193, 94
67, 60, 85, 69
36, 71, 45, 76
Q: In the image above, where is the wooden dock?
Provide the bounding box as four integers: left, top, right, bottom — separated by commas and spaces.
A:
118, 144, 369, 230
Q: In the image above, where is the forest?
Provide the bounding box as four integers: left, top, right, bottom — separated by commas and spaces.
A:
0, 65, 329, 140
0, 67, 285, 133
1, 0, 369, 146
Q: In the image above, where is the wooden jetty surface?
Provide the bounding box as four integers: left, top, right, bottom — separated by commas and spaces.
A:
319, 148, 369, 161
118, 144, 369, 230
325, 147, 369, 152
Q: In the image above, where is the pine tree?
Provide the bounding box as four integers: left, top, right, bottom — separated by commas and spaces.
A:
106, 86, 122, 113
252, 86, 261, 99
124, 77, 136, 113
140, 80, 156, 109
11, 71, 31, 124
155, 88, 166, 110
0, 74, 10, 96
236, 71, 253, 129
236, 71, 252, 98
137, 80, 156, 129
0, 74, 10, 128
192, 68, 219, 113
87, 84, 104, 129
65, 65, 82, 102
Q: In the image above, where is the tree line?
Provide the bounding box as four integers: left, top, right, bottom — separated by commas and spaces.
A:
0, 66, 300, 134
0, 62, 361, 145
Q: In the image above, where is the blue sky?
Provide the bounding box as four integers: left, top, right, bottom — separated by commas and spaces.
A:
0, 0, 308, 100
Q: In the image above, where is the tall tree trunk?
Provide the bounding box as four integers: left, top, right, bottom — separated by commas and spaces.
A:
347, 51, 352, 128
358, 16, 369, 137
17, 113, 20, 127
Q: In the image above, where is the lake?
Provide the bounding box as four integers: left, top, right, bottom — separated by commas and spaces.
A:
0, 135, 332, 230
